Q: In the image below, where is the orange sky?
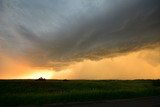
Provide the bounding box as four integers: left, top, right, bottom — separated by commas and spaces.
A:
53, 47, 160, 80
0, 47, 159, 80
0, 0, 160, 80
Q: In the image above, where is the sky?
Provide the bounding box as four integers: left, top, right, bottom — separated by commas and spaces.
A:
0, 0, 160, 79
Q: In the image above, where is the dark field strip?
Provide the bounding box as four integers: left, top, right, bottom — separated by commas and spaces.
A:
0, 80, 160, 106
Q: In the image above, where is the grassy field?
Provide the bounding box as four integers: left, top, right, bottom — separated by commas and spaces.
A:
0, 80, 160, 106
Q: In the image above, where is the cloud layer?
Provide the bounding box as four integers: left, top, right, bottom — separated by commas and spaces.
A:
52, 47, 160, 79
0, 0, 160, 70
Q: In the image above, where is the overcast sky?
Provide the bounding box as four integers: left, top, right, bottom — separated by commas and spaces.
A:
0, 0, 160, 79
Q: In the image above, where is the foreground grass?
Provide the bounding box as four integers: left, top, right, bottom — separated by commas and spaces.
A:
0, 80, 160, 106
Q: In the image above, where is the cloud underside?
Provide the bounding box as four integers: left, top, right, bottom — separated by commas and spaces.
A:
0, 0, 160, 70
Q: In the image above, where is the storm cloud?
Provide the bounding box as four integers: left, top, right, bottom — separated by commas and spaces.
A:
0, 0, 160, 70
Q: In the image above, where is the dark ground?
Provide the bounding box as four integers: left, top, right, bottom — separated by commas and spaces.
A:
22, 96, 160, 107
1, 80, 160, 107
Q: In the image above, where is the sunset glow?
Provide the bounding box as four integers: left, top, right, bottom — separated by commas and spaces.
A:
0, 47, 159, 80
0, 0, 160, 80
24, 69, 54, 79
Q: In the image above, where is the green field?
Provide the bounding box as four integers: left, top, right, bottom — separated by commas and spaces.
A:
1, 80, 160, 106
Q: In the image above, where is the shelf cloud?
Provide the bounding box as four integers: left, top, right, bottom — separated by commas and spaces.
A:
0, 0, 160, 70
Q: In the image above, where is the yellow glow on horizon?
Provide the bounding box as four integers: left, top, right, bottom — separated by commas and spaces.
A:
0, 47, 159, 79
24, 69, 54, 79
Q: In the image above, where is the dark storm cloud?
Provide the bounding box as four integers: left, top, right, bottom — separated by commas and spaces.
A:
0, 0, 160, 70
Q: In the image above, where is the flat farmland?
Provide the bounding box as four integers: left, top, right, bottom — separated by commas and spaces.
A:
1, 80, 160, 106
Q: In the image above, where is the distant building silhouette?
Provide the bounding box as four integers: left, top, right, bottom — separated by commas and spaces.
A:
37, 77, 46, 81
